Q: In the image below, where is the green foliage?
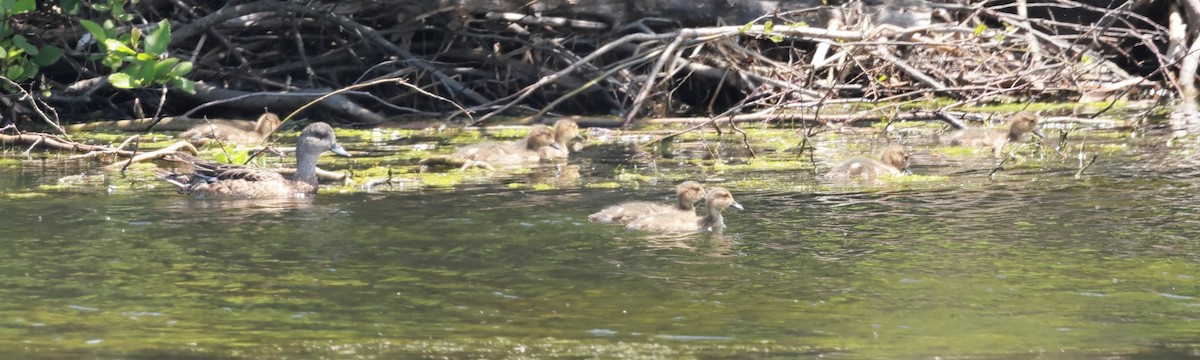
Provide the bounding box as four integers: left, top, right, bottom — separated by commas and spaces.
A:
0, 0, 63, 87
80, 17, 195, 93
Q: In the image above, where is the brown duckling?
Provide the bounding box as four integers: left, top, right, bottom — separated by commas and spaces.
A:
421, 126, 561, 171
939, 112, 1041, 154
822, 145, 911, 180
158, 122, 349, 199
450, 125, 560, 170
179, 112, 283, 145
588, 181, 706, 224
625, 188, 743, 233
548, 120, 581, 159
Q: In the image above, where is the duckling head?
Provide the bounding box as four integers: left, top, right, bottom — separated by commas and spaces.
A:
705, 187, 744, 212
676, 181, 707, 210
1007, 112, 1041, 141
553, 120, 581, 145
879, 144, 911, 174
525, 125, 560, 151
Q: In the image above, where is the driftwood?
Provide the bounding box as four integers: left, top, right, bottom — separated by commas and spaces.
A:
1, 0, 1179, 134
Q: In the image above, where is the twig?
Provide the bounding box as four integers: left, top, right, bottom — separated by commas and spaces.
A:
1075, 154, 1098, 179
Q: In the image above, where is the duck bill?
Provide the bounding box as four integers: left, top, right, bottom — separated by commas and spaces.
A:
729, 201, 744, 210
330, 144, 351, 156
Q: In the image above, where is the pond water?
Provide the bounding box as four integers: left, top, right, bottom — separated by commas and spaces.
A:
1, 119, 1199, 358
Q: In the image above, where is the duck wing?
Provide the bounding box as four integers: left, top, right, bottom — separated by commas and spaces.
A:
163, 152, 286, 183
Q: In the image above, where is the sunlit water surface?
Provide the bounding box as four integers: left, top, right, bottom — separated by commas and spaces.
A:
1, 125, 1199, 359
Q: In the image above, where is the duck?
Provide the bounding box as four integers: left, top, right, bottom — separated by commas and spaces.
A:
822, 144, 911, 180
939, 112, 1041, 154
588, 181, 706, 224
548, 119, 581, 159
158, 122, 350, 199
178, 112, 283, 145
422, 125, 560, 170
625, 187, 743, 233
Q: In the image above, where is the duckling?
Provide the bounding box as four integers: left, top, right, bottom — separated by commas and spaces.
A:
422, 125, 560, 171
939, 112, 1041, 154
588, 181, 706, 224
158, 122, 349, 199
179, 112, 283, 145
625, 188, 743, 233
548, 120, 581, 159
822, 145, 911, 180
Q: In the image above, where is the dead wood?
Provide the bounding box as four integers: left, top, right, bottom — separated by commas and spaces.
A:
2, 0, 1179, 135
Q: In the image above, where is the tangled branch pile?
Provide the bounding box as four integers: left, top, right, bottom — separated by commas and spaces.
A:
9, 0, 1174, 129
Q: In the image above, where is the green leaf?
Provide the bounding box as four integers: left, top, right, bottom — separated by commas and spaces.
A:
739, 22, 752, 34
130, 27, 142, 52
6, 63, 24, 80
103, 38, 136, 55
60, 0, 82, 14
91, 2, 110, 11
80, 20, 108, 43
31, 45, 61, 66
153, 57, 179, 78
135, 52, 155, 61
170, 77, 195, 94
168, 61, 192, 77
145, 19, 170, 56
0, 47, 7, 59
768, 35, 784, 43
108, 72, 133, 88
101, 54, 122, 71
10, 0, 34, 14
973, 24, 987, 37
12, 35, 36, 55
136, 61, 157, 83
764, 20, 774, 34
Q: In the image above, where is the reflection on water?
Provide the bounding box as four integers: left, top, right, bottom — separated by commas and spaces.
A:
1, 123, 1200, 359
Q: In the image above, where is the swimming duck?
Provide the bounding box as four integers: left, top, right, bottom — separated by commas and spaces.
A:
178, 112, 283, 145
625, 187, 743, 233
422, 125, 560, 170
588, 181, 706, 224
939, 112, 1041, 154
158, 122, 349, 199
822, 144, 911, 180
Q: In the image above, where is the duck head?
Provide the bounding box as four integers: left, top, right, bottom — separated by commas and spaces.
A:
1007, 112, 1043, 141
297, 122, 350, 157
525, 125, 561, 151
253, 112, 283, 137
879, 144, 912, 174
553, 120, 582, 146
706, 187, 744, 212
675, 181, 707, 211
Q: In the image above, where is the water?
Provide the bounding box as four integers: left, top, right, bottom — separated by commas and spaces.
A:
1, 124, 1199, 358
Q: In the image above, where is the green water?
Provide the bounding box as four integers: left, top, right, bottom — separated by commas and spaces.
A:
1, 123, 1199, 359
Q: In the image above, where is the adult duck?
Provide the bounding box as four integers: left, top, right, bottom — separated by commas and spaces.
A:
159, 122, 349, 199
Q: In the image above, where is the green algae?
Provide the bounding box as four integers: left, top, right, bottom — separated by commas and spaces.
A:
0, 108, 1159, 195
